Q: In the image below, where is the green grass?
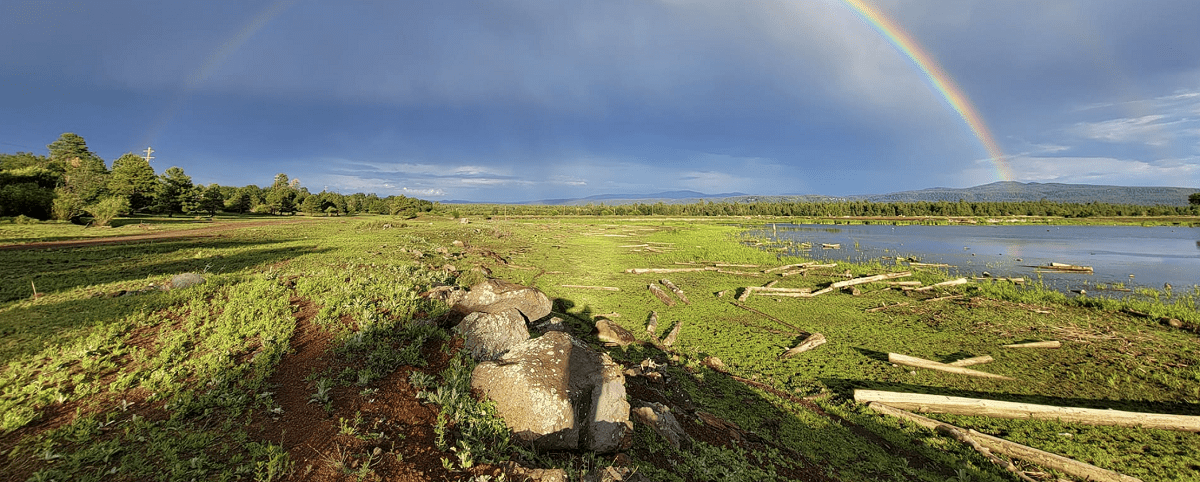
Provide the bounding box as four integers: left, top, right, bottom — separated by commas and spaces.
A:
2, 214, 1198, 481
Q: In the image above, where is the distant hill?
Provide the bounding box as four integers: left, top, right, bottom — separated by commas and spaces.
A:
450, 182, 1198, 206
860, 181, 1199, 206
523, 190, 747, 206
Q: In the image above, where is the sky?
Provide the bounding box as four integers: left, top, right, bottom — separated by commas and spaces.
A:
2, 0, 1199, 202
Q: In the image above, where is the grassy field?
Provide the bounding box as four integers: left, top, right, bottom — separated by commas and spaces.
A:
2, 214, 1199, 481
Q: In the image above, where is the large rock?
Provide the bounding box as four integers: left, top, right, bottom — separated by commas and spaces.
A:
471, 331, 632, 452
453, 279, 552, 322
169, 273, 205, 290
454, 308, 530, 361
632, 402, 691, 450
595, 319, 636, 347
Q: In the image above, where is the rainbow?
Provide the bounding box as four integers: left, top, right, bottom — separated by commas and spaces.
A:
840, 0, 1011, 180
140, 0, 299, 149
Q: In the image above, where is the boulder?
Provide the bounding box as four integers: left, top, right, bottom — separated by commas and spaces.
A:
471, 331, 632, 452
632, 402, 691, 450
169, 273, 205, 290
454, 308, 530, 361
595, 318, 636, 347
453, 279, 552, 322
532, 316, 570, 335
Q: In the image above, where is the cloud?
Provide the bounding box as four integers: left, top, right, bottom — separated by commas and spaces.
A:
960, 155, 1200, 187
1069, 89, 1200, 147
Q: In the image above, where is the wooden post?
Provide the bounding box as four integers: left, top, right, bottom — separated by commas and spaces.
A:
866, 402, 1143, 482
855, 390, 1200, 432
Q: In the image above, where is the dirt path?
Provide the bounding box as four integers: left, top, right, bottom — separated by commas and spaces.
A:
0, 217, 324, 251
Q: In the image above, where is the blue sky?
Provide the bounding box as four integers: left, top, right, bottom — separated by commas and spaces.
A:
2, 0, 1199, 202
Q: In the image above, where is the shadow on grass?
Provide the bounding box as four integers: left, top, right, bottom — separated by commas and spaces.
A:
0, 242, 331, 363
0, 238, 321, 303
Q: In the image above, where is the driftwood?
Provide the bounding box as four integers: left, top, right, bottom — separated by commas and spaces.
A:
716, 269, 762, 277
780, 333, 826, 358
865, 302, 909, 313
764, 263, 810, 273
660, 279, 690, 304
828, 271, 912, 290
762, 280, 778, 288
779, 269, 808, 277
626, 267, 716, 274
884, 280, 923, 287
715, 263, 759, 268
867, 403, 1141, 482
888, 353, 1014, 380
854, 389, 1200, 432
908, 262, 951, 268
560, 285, 620, 291
912, 278, 969, 292
948, 355, 993, 367
647, 284, 676, 307
1002, 340, 1061, 349
739, 286, 814, 301
662, 321, 683, 347
729, 302, 804, 335
924, 294, 964, 303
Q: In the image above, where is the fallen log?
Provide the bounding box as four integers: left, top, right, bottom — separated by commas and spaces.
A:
780, 333, 826, 358
662, 321, 683, 347
729, 302, 804, 335
867, 403, 1142, 482
625, 267, 716, 274
912, 278, 969, 292
757, 291, 818, 298
924, 294, 964, 303
647, 284, 676, 307
888, 353, 1014, 380
948, 355, 994, 367
560, 285, 620, 291
660, 279, 690, 304
828, 271, 912, 290
884, 280, 923, 287
908, 262, 951, 268
865, 302, 909, 313
646, 311, 658, 337
854, 390, 1200, 432
715, 263, 759, 268
778, 269, 808, 277
716, 269, 762, 277
1002, 340, 1061, 349
764, 263, 812, 273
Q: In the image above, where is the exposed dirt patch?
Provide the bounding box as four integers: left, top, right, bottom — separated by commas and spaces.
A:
244, 297, 464, 481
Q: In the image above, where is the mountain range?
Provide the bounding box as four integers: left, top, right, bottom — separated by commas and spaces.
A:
448, 182, 1199, 206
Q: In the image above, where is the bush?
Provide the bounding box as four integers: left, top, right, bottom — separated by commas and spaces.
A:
87, 196, 131, 227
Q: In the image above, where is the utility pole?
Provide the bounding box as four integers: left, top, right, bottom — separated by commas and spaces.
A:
143, 147, 155, 163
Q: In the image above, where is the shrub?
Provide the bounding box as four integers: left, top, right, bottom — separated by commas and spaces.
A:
87, 196, 131, 227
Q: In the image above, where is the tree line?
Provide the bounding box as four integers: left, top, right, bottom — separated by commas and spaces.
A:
0, 133, 433, 224
454, 196, 1200, 218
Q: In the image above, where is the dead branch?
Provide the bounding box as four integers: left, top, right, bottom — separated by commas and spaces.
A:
888, 353, 1014, 380
780, 333, 826, 358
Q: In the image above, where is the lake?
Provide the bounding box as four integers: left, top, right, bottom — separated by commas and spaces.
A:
750, 223, 1200, 293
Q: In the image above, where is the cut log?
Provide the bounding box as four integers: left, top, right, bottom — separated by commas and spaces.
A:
924, 294, 964, 303
828, 271, 912, 290
913, 277, 969, 292
560, 285, 620, 291
660, 279, 690, 304
646, 311, 658, 337
762, 280, 778, 288
854, 390, 1200, 432
1002, 340, 1061, 349
884, 281, 923, 287
780, 333, 826, 358
948, 355, 994, 367
866, 403, 1142, 482
647, 284, 676, 307
715, 263, 759, 268
662, 321, 683, 347
908, 262, 951, 268
888, 353, 1014, 380
625, 267, 716, 274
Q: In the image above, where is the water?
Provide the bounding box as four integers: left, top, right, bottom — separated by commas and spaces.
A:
751, 224, 1200, 293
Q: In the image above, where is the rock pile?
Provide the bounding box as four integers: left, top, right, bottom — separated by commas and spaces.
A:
449, 280, 632, 453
